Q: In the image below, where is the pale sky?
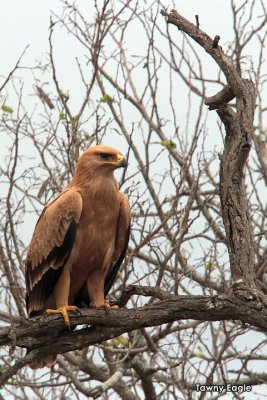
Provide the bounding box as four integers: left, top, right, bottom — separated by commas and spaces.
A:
0, 1, 266, 398
1, 0, 233, 94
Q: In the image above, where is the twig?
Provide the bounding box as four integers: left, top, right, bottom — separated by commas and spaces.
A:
195, 15, 200, 29
0, 46, 29, 94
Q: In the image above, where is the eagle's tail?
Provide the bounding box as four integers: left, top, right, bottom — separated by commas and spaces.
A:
29, 355, 57, 370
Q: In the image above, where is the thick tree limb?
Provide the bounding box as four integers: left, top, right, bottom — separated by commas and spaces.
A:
217, 84, 256, 288
161, 9, 257, 288
1, 286, 267, 385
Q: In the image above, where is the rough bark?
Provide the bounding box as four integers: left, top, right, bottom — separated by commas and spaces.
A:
1, 286, 267, 385
161, 9, 258, 291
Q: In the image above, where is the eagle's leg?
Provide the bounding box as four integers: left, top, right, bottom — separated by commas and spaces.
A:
87, 271, 119, 309
45, 266, 78, 328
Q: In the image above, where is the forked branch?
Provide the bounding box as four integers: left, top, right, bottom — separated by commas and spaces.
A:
161, 9, 257, 290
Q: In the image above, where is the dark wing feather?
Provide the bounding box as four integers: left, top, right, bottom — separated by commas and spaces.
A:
25, 189, 82, 316
26, 220, 78, 316
105, 194, 131, 297
104, 224, 130, 297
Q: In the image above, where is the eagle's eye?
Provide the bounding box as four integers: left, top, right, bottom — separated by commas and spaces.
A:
99, 153, 112, 160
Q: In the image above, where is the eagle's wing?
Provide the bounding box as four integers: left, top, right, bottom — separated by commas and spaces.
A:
104, 194, 131, 297
25, 188, 82, 316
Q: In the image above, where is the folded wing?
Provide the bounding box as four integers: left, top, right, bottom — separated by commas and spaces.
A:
25, 189, 82, 316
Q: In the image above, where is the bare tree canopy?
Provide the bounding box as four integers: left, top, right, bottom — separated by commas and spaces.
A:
0, 1, 267, 398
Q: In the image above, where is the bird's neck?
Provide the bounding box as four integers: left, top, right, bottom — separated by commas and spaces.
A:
69, 172, 118, 199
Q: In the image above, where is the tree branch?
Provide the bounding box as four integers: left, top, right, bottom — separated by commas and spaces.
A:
160, 9, 244, 96
205, 85, 235, 110
1, 286, 267, 385
161, 8, 257, 289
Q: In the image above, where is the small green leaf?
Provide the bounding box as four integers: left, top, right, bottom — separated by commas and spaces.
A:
205, 262, 217, 271
160, 139, 176, 149
70, 117, 77, 127
117, 336, 129, 346
107, 335, 129, 348
59, 112, 66, 121
195, 352, 206, 359
100, 94, 114, 103
1, 105, 13, 113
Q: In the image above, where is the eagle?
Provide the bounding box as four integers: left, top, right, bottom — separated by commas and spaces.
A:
25, 145, 130, 368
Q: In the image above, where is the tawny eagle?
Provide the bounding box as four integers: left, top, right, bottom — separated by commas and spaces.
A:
25, 145, 130, 368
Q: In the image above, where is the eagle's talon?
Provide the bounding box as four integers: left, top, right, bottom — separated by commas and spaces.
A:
45, 305, 78, 328
90, 302, 119, 310
109, 304, 119, 309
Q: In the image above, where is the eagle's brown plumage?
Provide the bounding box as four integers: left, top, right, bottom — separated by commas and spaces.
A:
25, 145, 130, 369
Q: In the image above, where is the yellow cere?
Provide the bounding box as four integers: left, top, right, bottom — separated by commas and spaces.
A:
117, 154, 123, 162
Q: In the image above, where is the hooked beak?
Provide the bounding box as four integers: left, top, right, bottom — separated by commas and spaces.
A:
117, 154, 128, 168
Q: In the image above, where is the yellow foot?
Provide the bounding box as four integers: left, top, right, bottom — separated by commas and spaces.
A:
90, 302, 119, 310
45, 305, 78, 328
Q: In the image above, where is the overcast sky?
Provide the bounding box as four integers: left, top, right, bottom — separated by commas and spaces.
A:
1, 1, 266, 398
0, 0, 234, 80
